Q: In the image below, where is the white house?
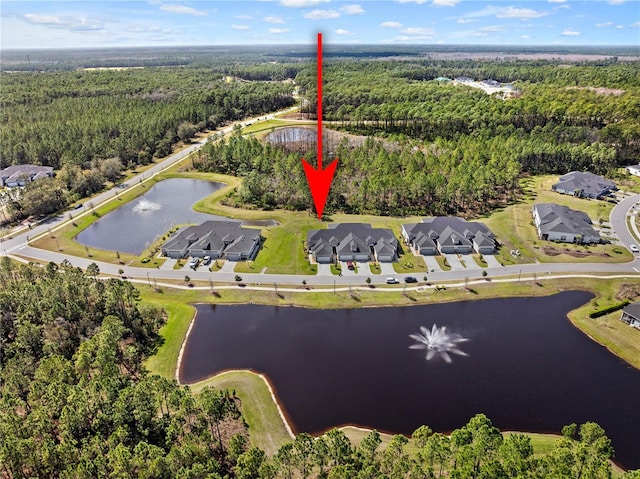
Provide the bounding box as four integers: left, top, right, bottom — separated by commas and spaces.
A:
626, 165, 640, 177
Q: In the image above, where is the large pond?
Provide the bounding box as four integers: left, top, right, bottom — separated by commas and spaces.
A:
77, 178, 228, 255
180, 292, 640, 470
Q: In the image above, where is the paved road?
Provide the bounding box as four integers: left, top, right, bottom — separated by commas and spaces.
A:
4, 125, 640, 286
0, 107, 295, 257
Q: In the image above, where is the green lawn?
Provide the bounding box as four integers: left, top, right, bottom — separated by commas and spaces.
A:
393, 253, 427, 274
369, 263, 381, 274
189, 371, 293, 456
482, 175, 632, 265
435, 255, 451, 271
143, 299, 195, 379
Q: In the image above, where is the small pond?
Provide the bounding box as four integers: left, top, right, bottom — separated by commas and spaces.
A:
76, 178, 276, 255
180, 292, 640, 469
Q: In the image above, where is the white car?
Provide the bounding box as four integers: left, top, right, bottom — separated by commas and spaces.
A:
202, 256, 212, 265
386, 277, 399, 284
630, 244, 639, 253
188, 257, 199, 269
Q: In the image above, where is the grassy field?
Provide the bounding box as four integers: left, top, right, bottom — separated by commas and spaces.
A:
393, 253, 427, 274
482, 176, 632, 265
241, 119, 313, 138
189, 370, 293, 456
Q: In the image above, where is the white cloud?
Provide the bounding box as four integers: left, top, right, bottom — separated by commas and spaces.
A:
432, 0, 461, 6
596, 22, 613, 28
235, 14, 253, 20
395, 0, 428, 4
264, 15, 285, 24
341, 4, 364, 15
548, 0, 566, 3
280, 0, 329, 7
630, 22, 640, 28
616, 24, 624, 28
401, 26, 435, 35
496, 7, 547, 19
336, 28, 354, 35
456, 18, 476, 24
268, 27, 291, 33
521, 34, 531, 39
22, 13, 104, 31
561, 29, 580, 36
450, 25, 504, 38
608, 0, 627, 4
380, 21, 403, 28
232, 24, 250, 30
463, 6, 547, 20
159, 4, 207, 16
304, 9, 340, 19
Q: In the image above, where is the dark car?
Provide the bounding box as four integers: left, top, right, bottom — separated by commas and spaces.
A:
404, 276, 418, 283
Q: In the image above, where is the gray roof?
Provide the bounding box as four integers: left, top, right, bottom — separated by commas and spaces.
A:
622, 303, 640, 321
404, 217, 495, 248
0, 164, 53, 179
553, 171, 615, 197
162, 221, 259, 255
307, 223, 397, 258
533, 204, 600, 239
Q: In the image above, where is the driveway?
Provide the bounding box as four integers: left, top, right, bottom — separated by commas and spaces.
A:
444, 253, 465, 270
316, 263, 332, 276
219, 260, 236, 273
159, 258, 177, 271
422, 255, 442, 272
339, 261, 358, 275
379, 262, 396, 275
461, 254, 480, 270
484, 255, 503, 268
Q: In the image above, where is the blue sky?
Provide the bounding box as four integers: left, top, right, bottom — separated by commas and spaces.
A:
1, 1, 639, 49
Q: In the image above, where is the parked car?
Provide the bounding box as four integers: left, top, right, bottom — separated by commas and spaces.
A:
73, 203, 83, 209
404, 276, 418, 283
202, 256, 212, 265
346, 261, 354, 270
630, 244, 639, 253
386, 277, 399, 284
188, 257, 199, 269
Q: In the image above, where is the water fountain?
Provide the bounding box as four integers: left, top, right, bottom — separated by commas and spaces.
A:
409, 324, 469, 363
132, 199, 162, 213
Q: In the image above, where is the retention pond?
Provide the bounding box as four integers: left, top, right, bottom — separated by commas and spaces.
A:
180, 291, 640, 469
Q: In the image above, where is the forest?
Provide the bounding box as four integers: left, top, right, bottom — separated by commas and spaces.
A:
0, 66, 294, 222
191, 58, 638, 217
1, 260, 638, 478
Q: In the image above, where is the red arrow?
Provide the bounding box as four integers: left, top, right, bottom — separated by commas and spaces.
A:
302, 32, 338, 219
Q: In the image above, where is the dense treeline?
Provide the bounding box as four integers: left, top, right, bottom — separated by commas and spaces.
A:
0, 260, 248, 478
1, 260, 638, 477
195, 126, 617, 216
296, 60, 640, 166
1, 67, 294, 169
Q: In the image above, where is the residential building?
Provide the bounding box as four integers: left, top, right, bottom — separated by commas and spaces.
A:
626, 165, 640, 177
621, 303, 640, 329
402, 217, 497, 255
551, 171, 616, 199
532, 203, 601, 244
306, 223, 398, 264
161, 221, 261, 260
0, 165, 54, 187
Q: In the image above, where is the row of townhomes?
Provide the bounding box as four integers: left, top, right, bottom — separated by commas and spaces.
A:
551, 171, 616, 199
0, 164, 54, 188
532, 204, 601, 244
160, 171, 612, 262
161, 221, 261, 261
306, 217, 499, 264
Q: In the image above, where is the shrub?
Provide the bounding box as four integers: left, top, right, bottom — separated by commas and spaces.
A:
589, 300, 629, 318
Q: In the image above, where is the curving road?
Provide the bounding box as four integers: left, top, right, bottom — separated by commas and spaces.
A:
2, 114, 640, 286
